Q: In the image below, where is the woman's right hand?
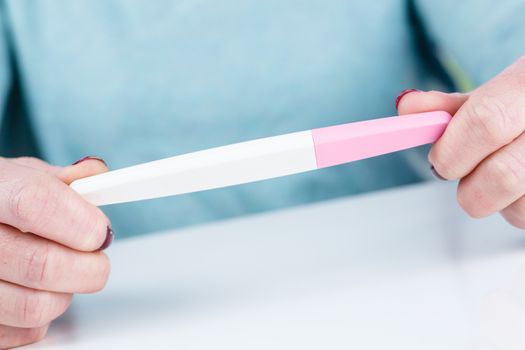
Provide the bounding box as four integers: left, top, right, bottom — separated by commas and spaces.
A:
0, 156, 112, 349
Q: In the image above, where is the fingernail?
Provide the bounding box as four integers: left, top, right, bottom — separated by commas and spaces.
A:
72, 156, 107, 166
395, 88, 421, 110
430, 164, 447, 181
99, 226, 114, 250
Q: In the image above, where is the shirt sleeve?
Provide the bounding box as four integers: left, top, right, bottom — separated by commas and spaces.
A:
414, 0, 525, 87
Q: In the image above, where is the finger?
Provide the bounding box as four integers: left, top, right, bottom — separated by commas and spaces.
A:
456, 131, 525, 218
6, 156, 108, 185
0, 324, 49, 349
0, 224, 110, 293
429, 56, 525, 179
0, 160, 111, 251
58, 156, 108, 185
6, 157, 62, 176
0, 281, 71, 328
396, 90, 469, 116
501, 196, 525, 229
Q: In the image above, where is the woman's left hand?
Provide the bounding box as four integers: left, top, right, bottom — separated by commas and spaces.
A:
396, 55, 525, 228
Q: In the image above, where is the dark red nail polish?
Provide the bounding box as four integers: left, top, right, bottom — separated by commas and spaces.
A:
395, 88, 421, 110
72, 156, 107, 166
99, 226, 114, 250
430, 165, 447, 181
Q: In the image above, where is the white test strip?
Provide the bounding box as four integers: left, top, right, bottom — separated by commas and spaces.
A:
71, 131, 317, 206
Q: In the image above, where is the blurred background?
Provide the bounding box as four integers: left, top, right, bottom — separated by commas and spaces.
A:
0, 0, 523, 238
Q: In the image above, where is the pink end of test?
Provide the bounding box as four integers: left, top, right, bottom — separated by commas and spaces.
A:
311, 111, 452, 169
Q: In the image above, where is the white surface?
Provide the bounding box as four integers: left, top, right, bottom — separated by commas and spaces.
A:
71, 131, 317, 205
23, 182, 525, 349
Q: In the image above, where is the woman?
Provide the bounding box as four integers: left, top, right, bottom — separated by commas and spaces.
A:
0, 0, 524, 347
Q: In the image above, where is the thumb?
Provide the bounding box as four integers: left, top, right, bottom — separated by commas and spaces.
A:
396, 89, 469, 116
6, 156, 109, 185
58, 156, 109, 185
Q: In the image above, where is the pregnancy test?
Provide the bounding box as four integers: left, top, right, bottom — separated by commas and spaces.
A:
71, 111, 451, 206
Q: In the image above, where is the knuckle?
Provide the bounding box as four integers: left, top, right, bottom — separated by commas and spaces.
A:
22, 243, 52, 288
465, 96, 513, 146
484, 157, 521, 196
19, 291, 51, 327
9, 177, 58, 232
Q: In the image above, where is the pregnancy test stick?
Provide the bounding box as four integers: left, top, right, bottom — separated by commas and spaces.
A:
71, 111, 451, 206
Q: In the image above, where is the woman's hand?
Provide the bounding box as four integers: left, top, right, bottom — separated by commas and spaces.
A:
0, 156, 112, 349
397, 55, 525, 228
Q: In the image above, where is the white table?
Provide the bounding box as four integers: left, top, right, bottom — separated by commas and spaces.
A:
22, 182, 525, 350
